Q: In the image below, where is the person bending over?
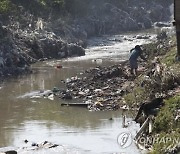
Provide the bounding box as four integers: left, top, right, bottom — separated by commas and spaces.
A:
129, 45, 146, 76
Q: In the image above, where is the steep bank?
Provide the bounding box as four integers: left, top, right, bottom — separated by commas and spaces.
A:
0, 0, 173, 78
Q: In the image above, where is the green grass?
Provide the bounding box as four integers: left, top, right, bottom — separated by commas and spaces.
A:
150, 131, 180, 154
123, 83, 150, 107
149, 95, 180, 154
161, 46, 178, 66
153, 95, 180, 133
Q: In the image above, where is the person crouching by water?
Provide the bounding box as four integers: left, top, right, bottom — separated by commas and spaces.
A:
129, 45, 146, 76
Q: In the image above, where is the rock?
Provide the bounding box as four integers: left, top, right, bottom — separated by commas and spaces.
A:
5, 151, 17, 154
0, 150, 17, 154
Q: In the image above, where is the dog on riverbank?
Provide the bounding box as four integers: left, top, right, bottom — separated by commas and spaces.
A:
134, 97, 164, 123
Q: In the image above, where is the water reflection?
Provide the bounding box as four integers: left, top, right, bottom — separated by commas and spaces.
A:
0, 61, 141, 154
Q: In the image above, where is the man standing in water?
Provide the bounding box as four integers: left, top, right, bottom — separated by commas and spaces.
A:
129, 45, 146, 76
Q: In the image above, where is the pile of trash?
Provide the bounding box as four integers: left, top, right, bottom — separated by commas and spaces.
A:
55, 63, 134, 111
55, 54, 180, 111
140, 57, 180, 98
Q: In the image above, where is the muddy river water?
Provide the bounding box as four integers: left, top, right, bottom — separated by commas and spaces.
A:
0, 32, 155, 153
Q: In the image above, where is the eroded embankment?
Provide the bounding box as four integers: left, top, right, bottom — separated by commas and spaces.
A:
0, 0, 173, 78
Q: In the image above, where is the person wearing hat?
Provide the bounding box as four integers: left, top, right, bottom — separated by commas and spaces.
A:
129, 45, 146, 76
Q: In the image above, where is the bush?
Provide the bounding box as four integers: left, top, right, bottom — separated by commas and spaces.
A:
150, 131, 180, 154
0, 0, 11, 14
150, 96, 180, 154
153, 96, 180, 133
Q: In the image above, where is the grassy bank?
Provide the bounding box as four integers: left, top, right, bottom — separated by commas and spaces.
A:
150, 44, 180, 153
123, 34, 180, 153
124, 35, 180, 106
150, 95, 180, 154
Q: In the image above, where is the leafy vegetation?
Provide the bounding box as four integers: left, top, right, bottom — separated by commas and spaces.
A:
0, 0, 12, 13
153, 96, 180, 133
124, 85, 148, 107
150, 131, 180, 154
161, 46, 179, 67
150, 95, 180, 154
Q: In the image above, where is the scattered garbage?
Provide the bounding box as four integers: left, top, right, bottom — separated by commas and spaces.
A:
53, 63, 131, 111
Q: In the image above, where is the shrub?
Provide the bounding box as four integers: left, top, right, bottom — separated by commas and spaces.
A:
0, 0, 11, 14
153, 96, 180, 133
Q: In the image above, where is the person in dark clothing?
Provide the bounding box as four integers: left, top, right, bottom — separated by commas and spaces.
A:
129, 45, 146, 76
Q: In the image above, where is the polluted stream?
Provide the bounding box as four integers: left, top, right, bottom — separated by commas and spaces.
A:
0, 32, 155, 154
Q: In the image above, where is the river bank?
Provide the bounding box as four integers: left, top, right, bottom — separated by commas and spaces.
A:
53, 32, 180, 153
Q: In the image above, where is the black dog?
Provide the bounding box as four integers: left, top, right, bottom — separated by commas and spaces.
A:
134, 98, 164, 123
